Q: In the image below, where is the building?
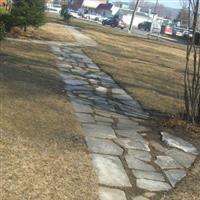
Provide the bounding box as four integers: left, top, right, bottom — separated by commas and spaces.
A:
0, 0, 7, 7
0, 0, 12, 10
68, 0, 84, 11
82, 0, 113, 17
108, 0, 129, 9
96, 3, 112, 17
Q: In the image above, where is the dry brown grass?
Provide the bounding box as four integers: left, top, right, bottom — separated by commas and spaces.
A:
0, 40, 99, 200
161, 159, 200, 200
11, 22, 75, 42
70, 19, 186, 116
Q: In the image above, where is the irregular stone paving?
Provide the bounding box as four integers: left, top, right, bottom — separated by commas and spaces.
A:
51, 43, 199, 199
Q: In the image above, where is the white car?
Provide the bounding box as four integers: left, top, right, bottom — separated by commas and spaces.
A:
98, 16, 108, 22
46, 3, 61, 14
83, 13, 101, 21
69, 10, 80, 18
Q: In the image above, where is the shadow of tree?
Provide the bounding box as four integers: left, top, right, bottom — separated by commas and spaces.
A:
0, 51, 63, 98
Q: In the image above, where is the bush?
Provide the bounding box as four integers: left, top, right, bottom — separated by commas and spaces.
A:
60, 6, 71, 22
11, 0, 46, 31
0, 22, 6, 41
0, 13, 15, 32
0, 8, 8, 15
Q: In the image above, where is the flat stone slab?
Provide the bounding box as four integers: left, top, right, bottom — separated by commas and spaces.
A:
164, 169, 186, 187
99, 187, 127, 200
115, 138, 150, 152
86, 137, 123, 155
113, 94, 133, 101
112, 88, 127, 95
66, 85, 93, 92
87, 63, 99, 69
149, 140, 168, 153
92, 154, 131, 187
136, 179, 171, 192
155, 156, 183, 170
161, 132, 198, 155
64, 79, 88, 86
83, 124, 116, 139
72, 102, 93, 113
118, 117, 139, 125
132, 196, 149, 200
125, 156, 156, 171
115, 129, 145, 141
96, 86, 107, 93
166, 149, 196, 168
95, 115, 113, 123
76, 113, 95, 123
58, 63, 72, 69
128, 149, 151, 162
132, 170, 165, 181
116, 123, 146, 131
71, 53, 88, 59
143, 192, 156, 198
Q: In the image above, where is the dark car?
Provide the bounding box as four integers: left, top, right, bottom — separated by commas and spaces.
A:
183, 30, 200, 45
102, 17, 119, 27
102, 17, 127, 29
172, 27, 185, 37
138, 21, 152, 31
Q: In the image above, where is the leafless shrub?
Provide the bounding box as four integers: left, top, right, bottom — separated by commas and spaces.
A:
184, 0, 200, 124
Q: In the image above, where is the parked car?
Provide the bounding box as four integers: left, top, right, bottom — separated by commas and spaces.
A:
173, 27, 185, 37
161, 25, 173, 35
102, 17, 118, 27
183, 30, 200, 45
183, 29, 193, 39
102, 17, 127, 29
118, 19, 127, 29
98, 16, 108, 22
83, 13, 101, 21
138, 21, 152, 32
68, 10, 80, 18
46, 3, 61, 14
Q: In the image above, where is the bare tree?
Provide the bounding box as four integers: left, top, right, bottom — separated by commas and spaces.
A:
177, 0, 189, 27
179, 0, 188, 8
184, 0, 200, 124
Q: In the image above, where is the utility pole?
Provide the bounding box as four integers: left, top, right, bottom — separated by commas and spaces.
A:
128, 0, 140, 33
150, 0, 159, 33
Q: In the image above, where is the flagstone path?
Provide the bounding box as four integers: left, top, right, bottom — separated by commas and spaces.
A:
51, 37, 199, 199
12, 25, 198, 200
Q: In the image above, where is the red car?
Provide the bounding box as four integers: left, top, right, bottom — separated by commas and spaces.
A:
161, 25, 173, 35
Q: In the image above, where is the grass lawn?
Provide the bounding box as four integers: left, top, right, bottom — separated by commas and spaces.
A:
70, 19, 186, 117
0, 40, 98, 200
10, 22, 75, 42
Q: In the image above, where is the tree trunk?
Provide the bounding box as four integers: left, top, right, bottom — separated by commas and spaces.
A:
184, 0, 200, 124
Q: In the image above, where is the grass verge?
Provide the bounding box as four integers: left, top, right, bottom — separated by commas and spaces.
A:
0, 40, 98, 200
10, 22, 75, 42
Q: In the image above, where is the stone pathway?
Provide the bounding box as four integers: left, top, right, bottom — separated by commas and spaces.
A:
48, 27, 199, 200
51, 44, 199, 200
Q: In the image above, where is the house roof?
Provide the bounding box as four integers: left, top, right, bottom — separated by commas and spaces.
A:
82, 0, 107, 9
97, 3, 113, 10
0, 0, 7, 5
